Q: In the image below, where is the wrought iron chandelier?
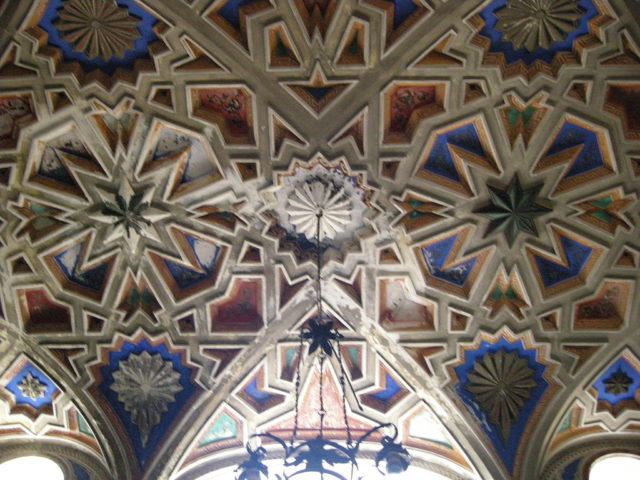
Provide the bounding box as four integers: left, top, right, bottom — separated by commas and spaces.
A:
235, 208, 411, 480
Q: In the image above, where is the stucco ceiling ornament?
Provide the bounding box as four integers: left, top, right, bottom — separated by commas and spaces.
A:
474, 176, 551, 246
111, 351, 182, 447
465, 350, 537, 442
470, 0, 613, 81
266, 157, 376, 261
604, 367, 633, 395
54, 0, 142, 61
495, 0, 583, 52
17, 372, 47, 400
287, 180, 351, 241
89, 178, 169, 251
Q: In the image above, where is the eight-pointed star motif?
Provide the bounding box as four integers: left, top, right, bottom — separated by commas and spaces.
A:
495, 0, 584, 52
17, 373, 47, 400
90, 178, 170, 251
604, 367, 634, 396
475, 176, 551, 246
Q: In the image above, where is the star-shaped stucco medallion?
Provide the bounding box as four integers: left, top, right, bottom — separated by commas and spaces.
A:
90, 178, 169, 251
475, 176, 550, 246
604, 367, 633, 396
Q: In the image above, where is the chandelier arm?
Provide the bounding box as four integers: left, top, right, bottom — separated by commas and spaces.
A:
315, 212, 323, 316
252, 432, 291, 454
351, 423, 396, 454
291, 328, 305, 446
332, 337, 354, 446
330, 343, 363, 413
320, 438, 359, 458
318, 351, 326, 437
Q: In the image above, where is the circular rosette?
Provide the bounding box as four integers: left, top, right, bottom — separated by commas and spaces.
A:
264, 156, 378, 263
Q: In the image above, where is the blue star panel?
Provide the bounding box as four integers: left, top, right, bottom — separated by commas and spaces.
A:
421, 235, 477, 287
478, 0, 597, 65
593, 358, 640, 406
5, 362, 58, 410
98, 340, 196, 468
454, 338, 549, 473
38, 0, 159, 74
163, 235, 222, 290
533, 236, 593, 288
54, 243, 109, 292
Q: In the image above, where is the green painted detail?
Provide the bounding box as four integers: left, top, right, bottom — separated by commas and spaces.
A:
505, 285, 517, 300
506, 108, 520, 126
506, 107, 536, 126
141, 289, 156, 306
199, 413, 237, 447
127, 287, 158, 307
407, 198, 426, 209
591, 210, 613, 223
407, 198, 428, 219
128, 288, 141, 306
31, 204, 50, 214
522, 106, 536, 125
589, 197, 614, 223
33, 217, 55, 230
347, 346, 359, 366
348, 35, 360, 55
274, 33, 288, 57
77, 412, 96, 439
491, 285, 504, 302
590, 197, 613, 209
557, 410, 572, 434
286, 348, 296, 367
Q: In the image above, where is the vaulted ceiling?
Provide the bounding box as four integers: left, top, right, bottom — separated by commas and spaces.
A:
0, 0, 639, 479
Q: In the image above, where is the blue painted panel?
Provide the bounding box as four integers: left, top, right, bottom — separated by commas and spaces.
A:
98, 340, 196, 468
304, 86, 332, 101
534, 236, 592, 287
5, 363, 58, 409
71, 462, 91, 480
186, 236, 221, 270
163, 237, 221, 290
423, 123, 486, 182
561, 458, 580, 480
164, 260, 207, 289
424, 137, 461, 181
243, 379, 274, 404
478, 0, 596, 66
593, 358, 640, 405
545, 122, 605, 179
454, 338, 548, 473
421, 235, 477, 287
446, 123, 486, 157
38, 0, 159, 74
39, 148, 74, 184
371, 373, 402, 402
217, 0, 257, 31
54, 246, 108, 291
391, 0, 418, 29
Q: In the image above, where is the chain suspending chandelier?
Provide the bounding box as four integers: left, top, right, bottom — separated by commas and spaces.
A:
235, 202, 411, 480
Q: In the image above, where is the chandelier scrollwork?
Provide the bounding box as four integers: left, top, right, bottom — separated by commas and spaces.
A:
235, 212, 410, 480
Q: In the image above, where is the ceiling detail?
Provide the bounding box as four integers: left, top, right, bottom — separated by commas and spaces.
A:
470, 0, 613, 81
0, 0, 639, 479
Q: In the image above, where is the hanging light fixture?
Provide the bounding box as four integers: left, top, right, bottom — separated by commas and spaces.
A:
235, 207, 411, 480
